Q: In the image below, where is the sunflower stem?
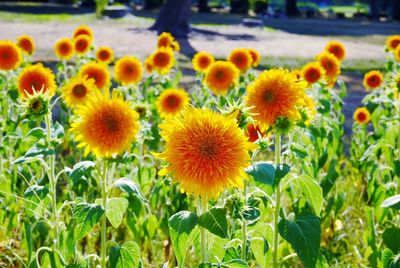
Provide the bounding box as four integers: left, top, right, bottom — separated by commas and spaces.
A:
272, 133, 281, 268
199, 197, 208, 264
45, 112, 60, 254
242, 182, 248, 261
100, 160, 108, 268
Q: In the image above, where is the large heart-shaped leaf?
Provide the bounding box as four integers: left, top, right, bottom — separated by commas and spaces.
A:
278, 214, 321, 268
73, 202, 104, 240
381, 194, 400, 210
245, 162, 275, 186
168, 211, 198, 267
113, 178, 147, 202
109, 241, 140, 268
106, 198, 129, 229
198, 207, 228, 238
292, 175, 323, 215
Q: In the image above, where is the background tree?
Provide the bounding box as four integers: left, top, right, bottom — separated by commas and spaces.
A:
285, 0, 299, 16
198, 0, 209, 13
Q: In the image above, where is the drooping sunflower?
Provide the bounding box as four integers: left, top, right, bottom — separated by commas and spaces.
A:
114, 56, 143, 85
0, 40, 22, 71
54, 38, 74, 60
156, 88, 190, 118
363, 70, 384, 90
170, 41, 180, 52
394, 45, 400, 62
74, 35, 92, 55
325, 41, 346, 61
73, 25, 94, 40
245, 69, 307, 129
386, 35, 400, 51
192, 51, 215, 72
62, 75, 96, 108
155, 107, 255, 200
70, 91, 140, 157
18, 63, 56, 98
16, 35, 35, 55
144, 57, 153, 73
150, 48, 175, 75
96, 46, 114, 64
227, 48, 253, 73
300, 95, 316, 125
204, 61, 240, 95
353, 107, 370, 124
317, 52, 341, 83
301, 62, 325, 85
79, 62, 110, 90
246, 123, 265, 142
248, 48, 261, 67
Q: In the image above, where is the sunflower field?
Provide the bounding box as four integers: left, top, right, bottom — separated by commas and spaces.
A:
0, 27, 400, 268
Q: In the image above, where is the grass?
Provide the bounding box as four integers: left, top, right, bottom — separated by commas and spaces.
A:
0, 11, 94, 23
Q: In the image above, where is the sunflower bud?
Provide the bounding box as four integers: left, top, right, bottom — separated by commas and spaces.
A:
274, 117, 293, 134
22, 89, 51, 118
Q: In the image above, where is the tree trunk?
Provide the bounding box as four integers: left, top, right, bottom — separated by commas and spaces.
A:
393, 0, 400, 20
368, 0, 379, 20
198, 0, 209, 13
285, 0, 298, 16
149, 0, 192, 37
230, 0, 249, 14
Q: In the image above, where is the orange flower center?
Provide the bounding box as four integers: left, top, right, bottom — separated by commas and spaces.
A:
357, 112, 366, 122
264, 90, 275, 103
72, 84, 87, 98
215, 70, 225, 80
154, 53, 170, 67
198, 138, 218, 159
165, 94, 179, 108
102, 113, 119, 133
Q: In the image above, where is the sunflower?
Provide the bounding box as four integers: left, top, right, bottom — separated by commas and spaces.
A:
170, 41, 180, 52
192, 51, 215, 72
317, 52, 341, 82
70, 91, 140, 157
204, 61, 239, 95
386, 35, 400, 51
156, 88, 190, 118
74, 35, 92, 55
155, 107, 254, 200
300, 95, 316, 125
157, 32, 174, 49
54, 38, 74, 60
325, 41, 346, 61
96, 46, 114, 64
16, 35, 35, 55
0, 40, 22, 71
353, 107, 370, 124
144, 57, 153, 73
394, 45, 400, 62
248, 48, 261, 67
73, 25, 94, 40
18, 63, 56, 98
301, 62, 325, 85
245, 69, 307, 129
363, 70, 384, 90
62, 75, 96, 108
227, 48, 253, 73
150, 48, 175, 75
246, 123, 265, 142
79, 62, 110, 90
114, 56, 143, 85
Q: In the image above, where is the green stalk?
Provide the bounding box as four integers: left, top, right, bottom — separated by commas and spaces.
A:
199, 197, 208, 264
272, 134, 281, 268
242, 182, 247, 261
45, 112, 59, 253
100, 160, 108, 268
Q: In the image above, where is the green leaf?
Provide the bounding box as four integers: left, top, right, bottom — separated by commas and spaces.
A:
278, 214, 321, 268
106, 198, 129, 229
114, 178, 147, 202
381, 194, 400, 210
109, 241, 140, 268
291, 144, 308, 158
275, 164, 290, 185
51, 122, 65, 140
382, 248, 394, 268
198, 207, 228, 238
27, 127, 46, 139
25, 144, 55, 158
73, 202, 104, 240
383, 227, 400, 253
168, 211, 198, 267
245, 162, 275, 186
292, 175, 323, 215
67, 161, 96, 184
24, 185, 49, 200
222, 259, 249, 268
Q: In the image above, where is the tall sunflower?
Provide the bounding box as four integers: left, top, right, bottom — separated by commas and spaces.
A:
96, 46, 114, 64
54, 38, 74, 60
317, 52, 341, 84
73, 25, 94, 40
18, 64, 56, 98
204, 61, 239, 95
70, 91, 140, 157
363, 70, 384, 90
325, 41, 346, 61
227, 48, 252, 73
62, 75, 96, 108
301, 62, 325, 85
155, 107, 254, 200
114, 56, 143, 85
0, 40, 22, 71
16, 35, 35, 56
245, 69, 307, 129
156, 88, 190, 118
192, 51, 215, 72
79, 62, 110, 90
